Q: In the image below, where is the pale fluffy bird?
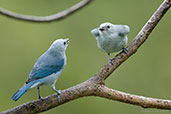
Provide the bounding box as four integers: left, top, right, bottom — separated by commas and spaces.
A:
91, 22, 130, 62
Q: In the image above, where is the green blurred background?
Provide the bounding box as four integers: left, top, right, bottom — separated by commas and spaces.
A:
0, 0, 171, 114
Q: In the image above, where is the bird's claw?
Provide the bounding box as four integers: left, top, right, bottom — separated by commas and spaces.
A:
57, 90, 61, 95
56, 90, 61, 100
108, 59, 113, 63
38, 95, 42, 100
107, 53, 113, 63
122, 48, 128, 54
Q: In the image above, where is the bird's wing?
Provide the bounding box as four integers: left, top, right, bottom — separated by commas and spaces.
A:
91, 28, 100, 37
26, 59, 64, 83
118, 25, 130, 36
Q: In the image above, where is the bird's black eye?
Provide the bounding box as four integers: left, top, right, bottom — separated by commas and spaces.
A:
107, 26, 110, 29
64, 42, 66, 45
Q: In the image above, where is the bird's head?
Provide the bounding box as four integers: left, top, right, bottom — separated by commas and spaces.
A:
99, 22, 130, 36
99, 22, 113, 33
49, 38, 70, 53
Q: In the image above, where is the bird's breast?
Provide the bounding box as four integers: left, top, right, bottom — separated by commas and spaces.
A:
97, 35, 127, 53
40, 70, 63, 85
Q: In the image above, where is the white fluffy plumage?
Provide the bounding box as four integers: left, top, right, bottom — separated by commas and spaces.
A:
91, 22, 130, 62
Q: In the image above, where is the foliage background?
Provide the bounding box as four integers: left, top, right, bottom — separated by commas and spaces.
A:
0, 0, 171, 114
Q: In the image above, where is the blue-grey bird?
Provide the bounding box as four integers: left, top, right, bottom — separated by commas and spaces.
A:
91, 22, 130, 62
11, 38, 69, 101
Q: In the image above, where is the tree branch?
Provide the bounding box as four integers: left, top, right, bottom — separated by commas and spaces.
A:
95, 85, 171, 109
1, 80, 96, 114
1, 0, 171, 114
0, 0, 92, 22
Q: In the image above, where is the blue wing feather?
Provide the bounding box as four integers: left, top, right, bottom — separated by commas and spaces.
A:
27, 59, 64, 83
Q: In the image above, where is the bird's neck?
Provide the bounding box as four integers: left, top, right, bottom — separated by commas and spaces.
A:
48, 50, 65, 59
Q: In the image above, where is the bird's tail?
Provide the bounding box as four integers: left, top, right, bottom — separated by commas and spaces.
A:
11, 80, 39, 101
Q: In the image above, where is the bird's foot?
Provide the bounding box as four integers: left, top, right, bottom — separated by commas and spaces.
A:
38, 95, 43, 100
56, 90, 61, 100
122, 48, 128, 54
109, 59, 114, 65
57, 90, 61, 95
108, 58, 112, 63
107, 53, 113, 63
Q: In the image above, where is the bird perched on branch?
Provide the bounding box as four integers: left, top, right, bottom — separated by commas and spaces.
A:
91, 22, 130, 62
11, 38, 69, 101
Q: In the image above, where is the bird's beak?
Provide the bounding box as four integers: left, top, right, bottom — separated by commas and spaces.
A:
99, 27, 104, 31
66, 38, 70, 44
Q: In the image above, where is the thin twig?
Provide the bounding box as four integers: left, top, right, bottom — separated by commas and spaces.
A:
0, 0, 92, 22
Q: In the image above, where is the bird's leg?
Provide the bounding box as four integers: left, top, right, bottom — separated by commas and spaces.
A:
107, 53, 112, 63
51, 85, 61, 100
37, 86, 42, 99
122, 47, 128, 54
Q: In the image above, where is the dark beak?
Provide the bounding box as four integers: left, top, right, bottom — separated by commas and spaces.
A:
99, 28, 104, 31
